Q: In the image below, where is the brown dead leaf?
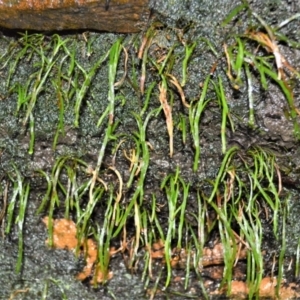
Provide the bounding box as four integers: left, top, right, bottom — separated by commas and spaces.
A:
159, 82, 173, 157
9, 288, 29, 300
246, 30, 298, 80
167, 74, 190, 108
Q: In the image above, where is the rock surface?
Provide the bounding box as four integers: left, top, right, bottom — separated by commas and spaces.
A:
0, 0, 149, 32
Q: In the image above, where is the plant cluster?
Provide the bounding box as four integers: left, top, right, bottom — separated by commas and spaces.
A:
1, 1, 300, 298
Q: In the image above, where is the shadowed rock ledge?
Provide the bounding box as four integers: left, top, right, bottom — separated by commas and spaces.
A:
0, 0, 150, 32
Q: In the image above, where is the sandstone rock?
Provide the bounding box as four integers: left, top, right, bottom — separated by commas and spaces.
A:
0, 0, 150, 33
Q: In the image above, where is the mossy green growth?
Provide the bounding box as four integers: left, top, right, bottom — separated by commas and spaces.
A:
0, 3, 297, 297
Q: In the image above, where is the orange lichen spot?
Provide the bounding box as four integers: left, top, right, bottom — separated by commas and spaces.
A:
212, 277, 300, 299
173, 276, 183, 283
259, 277, 300, 299
203, 265, 224, 280
42, 217, 78, 250
148, 239, 248, 271
150, 239, 165, 259
229, 281, 249, 299
76, 238, 98, 282
91, 264, 114, 284
42, 217, 113, 284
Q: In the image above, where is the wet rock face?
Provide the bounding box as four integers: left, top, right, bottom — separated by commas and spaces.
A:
0, 0, 150, 32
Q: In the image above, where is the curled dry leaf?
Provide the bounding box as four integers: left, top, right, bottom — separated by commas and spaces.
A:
246, 30, 298, 80
159, 82, 173, 157
167, 74, 190, 108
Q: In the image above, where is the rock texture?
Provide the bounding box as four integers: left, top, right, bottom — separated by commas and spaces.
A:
0, 0, 149, 32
